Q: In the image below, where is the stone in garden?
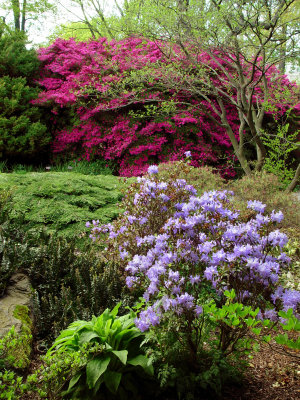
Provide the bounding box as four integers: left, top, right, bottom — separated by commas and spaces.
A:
0, 273, 32, 337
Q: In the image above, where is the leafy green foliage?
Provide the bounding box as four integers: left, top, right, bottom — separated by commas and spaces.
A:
0, 29, 39, 80
143, 290, 256, 398
33, 304, 153, 399
0, 172, 129, 239
262, 111, 299, 188
0, 75, 50, 161
0, 369, 26, 400
0, 305, 33, 400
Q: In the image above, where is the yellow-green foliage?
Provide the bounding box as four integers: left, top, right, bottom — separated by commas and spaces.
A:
0, 172, 131, 238
157, 160, 225, 195
0, 306, 32, 370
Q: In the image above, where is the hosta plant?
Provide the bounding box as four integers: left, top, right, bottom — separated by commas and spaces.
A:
44, 303, 153, 399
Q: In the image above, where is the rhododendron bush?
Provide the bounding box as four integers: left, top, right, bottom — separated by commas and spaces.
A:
89, 165, 300, 327
87, 163, 300, 394
34, 37, 298, 177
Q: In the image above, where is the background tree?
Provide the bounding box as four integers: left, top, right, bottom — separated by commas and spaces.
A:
0, 0, 56, 32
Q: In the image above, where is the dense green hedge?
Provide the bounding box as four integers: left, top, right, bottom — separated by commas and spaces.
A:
0, 172, 131, 237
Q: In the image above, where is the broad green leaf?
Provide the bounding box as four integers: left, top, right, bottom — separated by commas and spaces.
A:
86, 356, 111, 389
104, 370, 122, 394
274, 333, 288, 345
263, 335, 271, 343
112, 350, 128, 365
115, 330, 141, 347
104, 319, 113, 336
66, 372, 82, 393
79, 331, 99, 345
110, 302, 121, 318
127, 354, 153, 375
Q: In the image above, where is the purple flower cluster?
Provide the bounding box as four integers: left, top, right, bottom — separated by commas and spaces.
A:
87, 168, 299, 331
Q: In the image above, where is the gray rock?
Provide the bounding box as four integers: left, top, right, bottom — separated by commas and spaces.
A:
0, 273, 32, 337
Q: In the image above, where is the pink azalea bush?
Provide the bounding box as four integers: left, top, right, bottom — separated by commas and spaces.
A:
33, 37, 298, 177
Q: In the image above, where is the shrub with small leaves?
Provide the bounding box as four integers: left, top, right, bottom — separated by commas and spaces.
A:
0, 30, 50, 164
228, 171, 299, 232
20, 233, 133, 344
157, 159, 225, 196
0, 189, 25, 297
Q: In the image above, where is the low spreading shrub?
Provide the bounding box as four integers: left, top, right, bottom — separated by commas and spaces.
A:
88, 165, 300, 397
0, 172, 129, 239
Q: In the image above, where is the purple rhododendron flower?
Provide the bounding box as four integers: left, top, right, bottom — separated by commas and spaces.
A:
147, 165, 159, 174
247, 200, 266, 213
270, 210, 284, 223
184, 151, 192, 158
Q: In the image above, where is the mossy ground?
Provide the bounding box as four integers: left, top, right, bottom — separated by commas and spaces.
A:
0, 306, 32, 371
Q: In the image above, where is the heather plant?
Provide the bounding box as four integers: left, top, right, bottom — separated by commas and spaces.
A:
89, 164, 300, 396
20, 233, 132, 344
228, 171, 299, 232
0, 189, 23, 296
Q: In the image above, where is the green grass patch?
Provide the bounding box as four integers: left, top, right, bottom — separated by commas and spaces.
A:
0, 172, 132, 238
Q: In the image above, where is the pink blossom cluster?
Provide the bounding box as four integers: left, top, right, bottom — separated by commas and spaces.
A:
33, 37, 298, 177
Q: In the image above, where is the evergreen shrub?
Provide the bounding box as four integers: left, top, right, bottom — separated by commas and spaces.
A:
21, 233, 134, 344
0, 29, 50, 164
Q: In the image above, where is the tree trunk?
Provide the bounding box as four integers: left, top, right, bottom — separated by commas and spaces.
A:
224, 124, 252, 176
278, 25, 287, 74
285, 163, 300, 193
21, 0, 26, 31
12, 0, 20, 31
